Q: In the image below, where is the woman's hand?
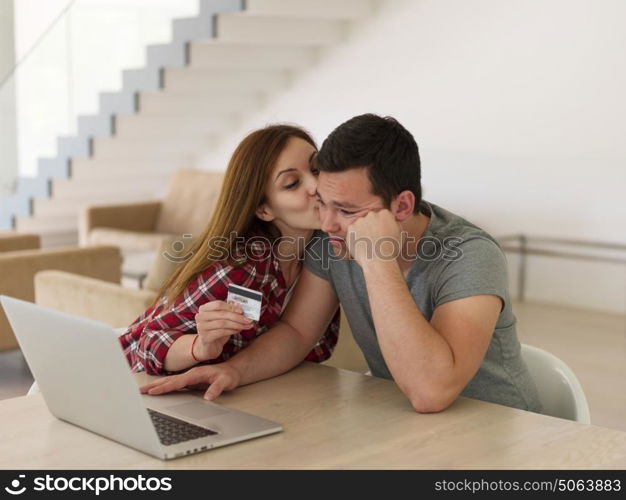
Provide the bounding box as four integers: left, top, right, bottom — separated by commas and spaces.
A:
140, 364, 241, 401
193, 300, 254, 361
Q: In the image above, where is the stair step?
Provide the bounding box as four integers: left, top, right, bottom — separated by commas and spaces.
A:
163, 68, 290, 93
71, 158, 180, 180
33, 192, 162, 218
40, 231, 79, 249
4, 222, 78, 248
51, 175, 169, 200
114, 113, 236, 139
92, 137, 209, 160
245, 0, 375, 19
216, 13, 345, 46
137, 91, 261, 115
16, 214, 78, 234
48, 189, 166, 206
189, 41, 318, 70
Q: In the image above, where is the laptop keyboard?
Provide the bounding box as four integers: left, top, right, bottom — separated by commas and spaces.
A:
147, 408, 217, 446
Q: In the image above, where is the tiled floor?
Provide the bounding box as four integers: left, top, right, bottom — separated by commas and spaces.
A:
1, 300, 624, 432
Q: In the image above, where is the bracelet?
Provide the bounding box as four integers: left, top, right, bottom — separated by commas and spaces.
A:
190, 334, 202, 363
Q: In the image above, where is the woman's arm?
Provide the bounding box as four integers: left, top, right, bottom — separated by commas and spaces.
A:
141, 269, 340, 399
122, 262, 258, 375
119, 302, 188, 375
163, 301, 252, 372
161, 334, 198, 372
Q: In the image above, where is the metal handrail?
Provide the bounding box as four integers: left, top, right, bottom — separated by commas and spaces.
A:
499, 234, 626, 252
498, 234, 626, 301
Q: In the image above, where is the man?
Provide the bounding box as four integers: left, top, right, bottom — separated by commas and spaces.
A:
142, 114, 541, 414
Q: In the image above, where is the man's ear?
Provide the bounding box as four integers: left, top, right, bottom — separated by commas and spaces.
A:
255, 203, 275, 222
391, 190, 415, 222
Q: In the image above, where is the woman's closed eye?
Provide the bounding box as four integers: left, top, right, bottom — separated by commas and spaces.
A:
284, 179, 300, 189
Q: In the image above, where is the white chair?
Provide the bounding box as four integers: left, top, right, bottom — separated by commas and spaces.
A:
521, 343, 591, 424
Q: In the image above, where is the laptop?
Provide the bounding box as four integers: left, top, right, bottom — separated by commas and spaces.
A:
0, 295, 282, 460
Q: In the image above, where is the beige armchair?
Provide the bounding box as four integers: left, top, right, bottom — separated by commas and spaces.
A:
0, 244, 122, 351
0, 231, 41, 253
79, 168, 224, 251
35, 235, 193, 329
35, 271, 157, 329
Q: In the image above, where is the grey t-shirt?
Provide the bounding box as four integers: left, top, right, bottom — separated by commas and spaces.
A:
304, 201, 541, 412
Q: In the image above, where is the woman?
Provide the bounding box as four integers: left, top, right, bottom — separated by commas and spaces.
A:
119, 125, 340, 375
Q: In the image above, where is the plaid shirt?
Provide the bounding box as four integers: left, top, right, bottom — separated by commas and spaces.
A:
119, 246, 340, 375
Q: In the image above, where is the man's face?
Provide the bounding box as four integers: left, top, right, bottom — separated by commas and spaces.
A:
316, 168, 386, 252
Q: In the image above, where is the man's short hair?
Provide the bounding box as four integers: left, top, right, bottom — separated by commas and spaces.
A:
317, 114, 422, 213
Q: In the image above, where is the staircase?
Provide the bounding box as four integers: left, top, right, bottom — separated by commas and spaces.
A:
5, 0, 377, 247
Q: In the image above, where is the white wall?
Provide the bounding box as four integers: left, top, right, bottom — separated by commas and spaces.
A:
0, 0, 17, 195
13, 0, 68, 61
198, 0, 626, 314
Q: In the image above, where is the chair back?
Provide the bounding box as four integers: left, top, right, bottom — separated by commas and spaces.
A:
156, 169, 224, 236
0, 232, 40, 253
521, 343, 591, 423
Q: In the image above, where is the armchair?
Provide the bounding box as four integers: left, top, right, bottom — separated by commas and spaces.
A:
34, 235, 193, 329
0, 244, 122, 351
79, 168, 224, 251
0, 231, 41, 253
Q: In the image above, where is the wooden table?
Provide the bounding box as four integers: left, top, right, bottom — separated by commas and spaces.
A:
1, 363, 626, 469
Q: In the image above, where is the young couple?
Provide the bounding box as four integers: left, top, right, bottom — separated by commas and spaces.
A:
122, 114, 541, 414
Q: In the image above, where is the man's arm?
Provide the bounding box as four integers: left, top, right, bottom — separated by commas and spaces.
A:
361, 258, 500, 413
228, 268, 339, 385
141, 268, 339, 400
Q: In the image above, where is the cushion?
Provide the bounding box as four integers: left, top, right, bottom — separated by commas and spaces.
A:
88, 228, 174, 253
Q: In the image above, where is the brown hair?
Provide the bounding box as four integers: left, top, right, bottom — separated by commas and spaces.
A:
155, 124, 316, 307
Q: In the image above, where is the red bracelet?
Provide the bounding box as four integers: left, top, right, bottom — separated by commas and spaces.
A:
190, 334, 201, 363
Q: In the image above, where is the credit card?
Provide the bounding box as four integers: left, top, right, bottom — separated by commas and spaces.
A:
226, 284, 262, 321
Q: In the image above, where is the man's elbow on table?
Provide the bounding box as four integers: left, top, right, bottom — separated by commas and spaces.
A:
405, 385, 458, 414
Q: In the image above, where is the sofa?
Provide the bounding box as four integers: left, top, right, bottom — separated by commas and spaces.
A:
79, 168, 224, 252
0, 238, 122, 351
0, 231, 41, 253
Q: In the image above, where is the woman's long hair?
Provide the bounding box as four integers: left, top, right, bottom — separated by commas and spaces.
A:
155, 124, 317, 307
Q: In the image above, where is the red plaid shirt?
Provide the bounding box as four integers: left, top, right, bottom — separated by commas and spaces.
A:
119, 246, 340, 375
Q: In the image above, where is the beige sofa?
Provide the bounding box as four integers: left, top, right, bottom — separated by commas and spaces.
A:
35, 234, 195, 328
0, 242, 122, 351
79, 168, 224, 251
0, 231, 41, 253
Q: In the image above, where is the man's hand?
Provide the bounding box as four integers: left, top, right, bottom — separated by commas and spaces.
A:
193, 301, 254, 361
139, 363, 241, 401
346, 209, 403, 266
